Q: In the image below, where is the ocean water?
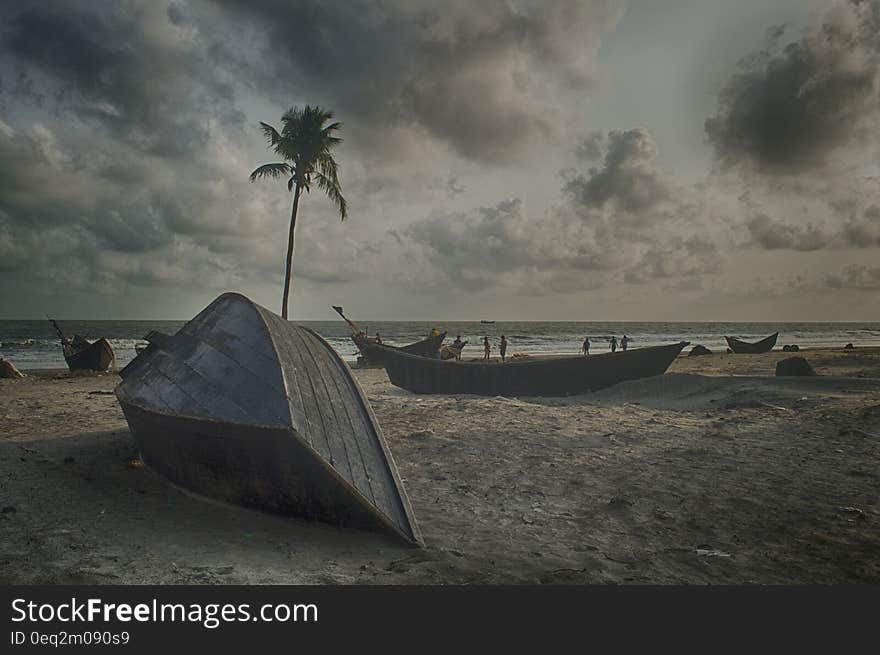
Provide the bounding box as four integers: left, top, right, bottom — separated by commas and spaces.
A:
2, 319, 879, 371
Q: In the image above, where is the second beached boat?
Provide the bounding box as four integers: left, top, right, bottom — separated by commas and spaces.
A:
49, 319, 116, 372
376, 341, 689, 397
115, 292, 422, 544
330, 304, 446, 366
725, 332, 778, 354
352, 330, 446, 366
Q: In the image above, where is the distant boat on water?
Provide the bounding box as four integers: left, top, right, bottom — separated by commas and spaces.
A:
480, 320, 495, 324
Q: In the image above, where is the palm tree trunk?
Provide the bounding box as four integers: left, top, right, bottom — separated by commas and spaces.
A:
281, 182, 302, 319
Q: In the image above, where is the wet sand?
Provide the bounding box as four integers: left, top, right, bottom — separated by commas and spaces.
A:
1, 347, 878, 584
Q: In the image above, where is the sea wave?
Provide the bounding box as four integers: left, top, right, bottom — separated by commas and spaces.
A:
2, 319, 880, 369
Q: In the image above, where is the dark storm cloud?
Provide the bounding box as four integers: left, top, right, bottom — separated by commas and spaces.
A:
0, 0, 631, 311
0, 1, 284, 301
823, 264, 880, 289
0, 123, 178, 255
404, 194, 719, 295
705, 0, 880, 173
843, 204, 880, 246
745, 214, 829, 251
573, 130, 605, 162
404, 198, 631, 293
623, 236, 720, 285
402, 129, 722, 295
563, 128, 670, 214
733, 178, 880, 251
446, 178, 466, 196
210, 0, 622, 162
0, 1, 245, 155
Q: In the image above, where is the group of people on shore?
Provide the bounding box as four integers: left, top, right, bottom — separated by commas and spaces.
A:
443, 335, 511, 362
582, 334, 629, 355
376, 329, 634, 361
449, 333, 633, 361
475, 335, 508, 362
435, 334, 511, 362
444, 334, 510, 362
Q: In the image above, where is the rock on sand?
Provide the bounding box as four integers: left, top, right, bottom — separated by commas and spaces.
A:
0, 358, 25, 379
776, 356, 816, 377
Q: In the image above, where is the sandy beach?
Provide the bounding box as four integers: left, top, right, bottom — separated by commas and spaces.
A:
1, 347, 878, 584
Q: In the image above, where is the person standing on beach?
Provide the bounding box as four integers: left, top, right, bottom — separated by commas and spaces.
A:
610, 335, 617, 353
499, 335, 508, 363
452, 335, 465, 360
621, 335, 629, 351
582, 337, 590, 355
483, 336, 491, 361
453, 335, 463, 349
375, 332, 383, 344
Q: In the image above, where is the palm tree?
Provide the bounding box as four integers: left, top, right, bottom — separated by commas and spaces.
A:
249, 105, 347, 319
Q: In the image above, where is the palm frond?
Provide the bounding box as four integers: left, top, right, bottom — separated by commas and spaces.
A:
259, 122, 283, 149
316, 152, 339, 181
313, 170, 347, 220
249, 162, 291, 182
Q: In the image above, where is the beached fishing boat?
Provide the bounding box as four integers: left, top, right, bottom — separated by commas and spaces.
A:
330, 305, 446, 366
49, 319, 115, 372
352, 331, 446, 366
725, 332, 778, 354
115, 293, 421, 544
377, 341, 689, 396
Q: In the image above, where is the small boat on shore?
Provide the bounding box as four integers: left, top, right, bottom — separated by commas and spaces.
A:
49, 319, 115, 372
352, 330, 447, 366
377, 341, 689, 396
330, 305, 445, 366
116, 293, 421, 544
725, 332, 778, 354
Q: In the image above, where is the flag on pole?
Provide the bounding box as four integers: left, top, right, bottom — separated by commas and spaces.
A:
331, 305, 360, 332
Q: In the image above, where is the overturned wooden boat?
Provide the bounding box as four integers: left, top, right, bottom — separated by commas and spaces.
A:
724, 332, 778, 354
378, 341, 689, 397
115, 293, 421, 544
49, 319, 115, 372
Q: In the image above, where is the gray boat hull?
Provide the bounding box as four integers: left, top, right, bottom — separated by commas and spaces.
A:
115, 292, 421, 544
380, 341, 690, 396
118, 400, 409, 536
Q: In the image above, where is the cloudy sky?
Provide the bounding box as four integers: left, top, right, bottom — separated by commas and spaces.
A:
1, 0, 878, 321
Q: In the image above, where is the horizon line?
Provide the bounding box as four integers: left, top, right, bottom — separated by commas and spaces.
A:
3, 317, 880, 324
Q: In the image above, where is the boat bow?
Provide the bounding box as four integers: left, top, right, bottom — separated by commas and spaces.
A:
116, 292, 421, 544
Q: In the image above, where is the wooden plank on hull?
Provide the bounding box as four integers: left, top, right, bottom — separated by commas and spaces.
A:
290, 327, 372, 503
302, 328, 416, 540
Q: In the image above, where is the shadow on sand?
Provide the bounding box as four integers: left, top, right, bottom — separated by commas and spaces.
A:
0, 428, 409, 584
